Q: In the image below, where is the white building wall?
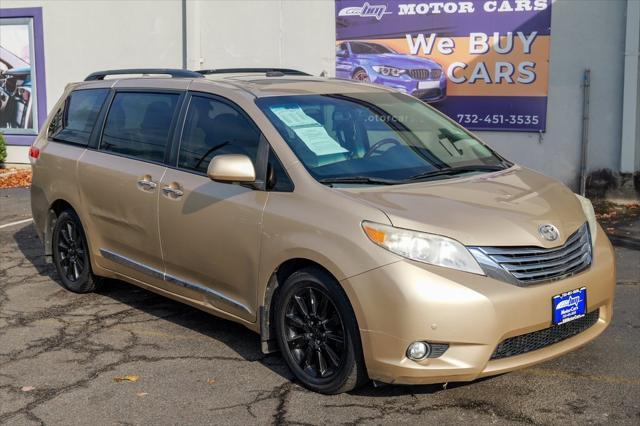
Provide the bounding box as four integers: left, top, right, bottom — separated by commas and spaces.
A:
480, 0, 630, 188
190, 0, 335, 75
2, 0, 183, 112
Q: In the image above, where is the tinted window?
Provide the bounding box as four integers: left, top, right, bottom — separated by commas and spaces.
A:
350, 42, 396, 54
267, 149, 294, 192
178, 96, 261, 173
48, 89, 109, 145
47, 108, 64, 137
100, 92, 179, 162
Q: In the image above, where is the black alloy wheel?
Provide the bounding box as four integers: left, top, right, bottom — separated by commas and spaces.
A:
275, 268, 367, 394
352, 69, 371, 82
283, 286, 346, 379
52, 210, 100, 293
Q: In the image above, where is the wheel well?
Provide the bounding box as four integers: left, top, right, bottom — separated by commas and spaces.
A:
275, 258, 331, 286
44, 199, 76, 256
50, 199, 75, 216
260, 258, 338, 354
352, 67, 366, 77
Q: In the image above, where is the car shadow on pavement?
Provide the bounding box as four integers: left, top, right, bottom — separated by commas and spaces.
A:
94, 278, 296, 380
13, 223, 295, 381
13, 223, 58, 280
13, 223, 490, 396
350, 375, 497, 397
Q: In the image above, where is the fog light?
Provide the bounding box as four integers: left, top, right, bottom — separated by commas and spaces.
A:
407, 341, 431, 360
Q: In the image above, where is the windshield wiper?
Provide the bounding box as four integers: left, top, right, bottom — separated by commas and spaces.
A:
406, 165, 509, 182
318, 176, 401, 186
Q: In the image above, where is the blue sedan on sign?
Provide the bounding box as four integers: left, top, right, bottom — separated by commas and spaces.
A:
336, 41, 447, 103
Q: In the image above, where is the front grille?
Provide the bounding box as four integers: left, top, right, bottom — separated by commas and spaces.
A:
471, 223, 592, 285
408, 69, 430, 80
491, 309, 600, 360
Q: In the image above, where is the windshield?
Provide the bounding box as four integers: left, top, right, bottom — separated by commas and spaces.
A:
350, 42, 396, 54
256, 93, 510, 185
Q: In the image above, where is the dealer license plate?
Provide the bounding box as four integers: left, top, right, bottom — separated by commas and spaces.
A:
552, 287, 587, 325
417, 80, 440, 90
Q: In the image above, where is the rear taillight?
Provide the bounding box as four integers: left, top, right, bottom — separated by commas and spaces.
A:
29, 146, 40, 160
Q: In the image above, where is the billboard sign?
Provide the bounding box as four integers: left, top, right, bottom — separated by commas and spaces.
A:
335, 0, 552, 131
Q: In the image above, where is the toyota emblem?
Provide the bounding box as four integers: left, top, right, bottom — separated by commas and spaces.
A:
538, 224, 560, 241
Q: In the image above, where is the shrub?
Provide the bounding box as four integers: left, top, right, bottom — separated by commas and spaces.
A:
0, 133, 6, 164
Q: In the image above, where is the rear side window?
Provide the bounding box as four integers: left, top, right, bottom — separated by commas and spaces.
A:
100, 92, 179, 163
48, 89, 109, 145
178, 95, 261, 174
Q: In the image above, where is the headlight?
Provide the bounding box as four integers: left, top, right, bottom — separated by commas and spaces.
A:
371, 65, 406, 77
575, 194, 598, 249
362, 221, 484, 275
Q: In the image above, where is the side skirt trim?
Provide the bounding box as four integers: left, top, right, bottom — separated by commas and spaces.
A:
99, 248, 251, 315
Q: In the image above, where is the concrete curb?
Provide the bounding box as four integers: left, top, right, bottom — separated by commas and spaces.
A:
607, 234, 640, 250
0, 170, 19, 179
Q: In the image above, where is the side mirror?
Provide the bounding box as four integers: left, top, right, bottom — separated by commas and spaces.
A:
207, 154, 256, 183
336, 49, 348, 58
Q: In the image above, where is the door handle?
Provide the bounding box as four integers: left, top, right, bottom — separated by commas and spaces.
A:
162, 184, 183, 198
137, 175, 157, 191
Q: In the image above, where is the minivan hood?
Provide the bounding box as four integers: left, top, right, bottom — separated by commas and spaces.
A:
340, 166, 586, 248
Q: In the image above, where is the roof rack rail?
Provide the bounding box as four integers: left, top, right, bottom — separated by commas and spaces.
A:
196, 68, 311, 76
84, 68, 204, 81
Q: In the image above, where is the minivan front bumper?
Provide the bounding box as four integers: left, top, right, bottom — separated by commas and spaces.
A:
341, 225, 615, 385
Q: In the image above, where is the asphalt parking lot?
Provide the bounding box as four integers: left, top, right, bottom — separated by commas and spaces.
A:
1, 187, 639, 425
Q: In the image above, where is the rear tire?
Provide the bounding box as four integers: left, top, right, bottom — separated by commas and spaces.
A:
52, 210, 101, 293
275, 267, 368, 394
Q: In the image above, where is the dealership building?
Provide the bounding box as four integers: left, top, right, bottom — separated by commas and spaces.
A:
1, 0, 638, 195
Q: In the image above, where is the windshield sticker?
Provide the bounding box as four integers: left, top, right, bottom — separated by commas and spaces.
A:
270, 106, 319, 128
292, 126, 349, 156
270, 106, 348, 156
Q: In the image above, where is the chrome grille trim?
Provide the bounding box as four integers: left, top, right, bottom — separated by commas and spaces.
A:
481, 225, 586, 256
469, 223, 592, 286
500, 244, 587, 272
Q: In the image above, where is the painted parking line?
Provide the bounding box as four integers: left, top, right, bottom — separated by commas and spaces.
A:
0, 218, 33, 230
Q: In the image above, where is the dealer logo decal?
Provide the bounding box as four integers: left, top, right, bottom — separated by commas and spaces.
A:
555, 294, 582, 310
338, 2, 391, 20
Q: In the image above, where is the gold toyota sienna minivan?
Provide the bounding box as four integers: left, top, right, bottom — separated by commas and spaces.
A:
30, 68, 615, 394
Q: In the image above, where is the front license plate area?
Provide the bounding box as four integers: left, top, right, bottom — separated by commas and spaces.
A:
552, 287, 587, 325
417, 80, 440, 90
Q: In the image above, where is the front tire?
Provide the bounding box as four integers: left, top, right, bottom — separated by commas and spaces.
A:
52, 210, 100, 293
275, 268, 367, 394
352, 68, 371, 83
